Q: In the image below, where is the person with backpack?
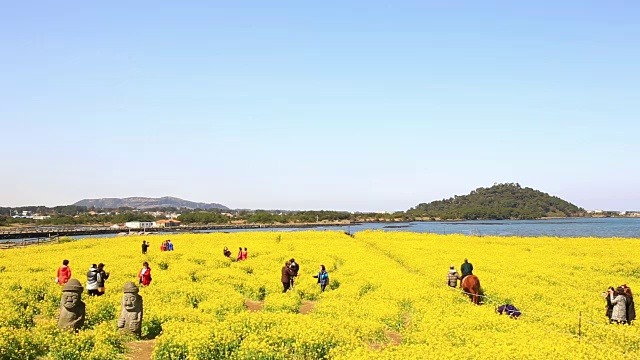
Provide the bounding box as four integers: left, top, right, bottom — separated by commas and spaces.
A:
56, 259, 71, 285
86, 264, 100, 296
313, 264, 329, 292
96, 263, 110, 296
289, 258, 300, 289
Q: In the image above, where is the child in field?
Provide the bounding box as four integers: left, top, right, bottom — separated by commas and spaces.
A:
313, 264, 329, 292
138, 262, 152, 286
56, 259, 71, 285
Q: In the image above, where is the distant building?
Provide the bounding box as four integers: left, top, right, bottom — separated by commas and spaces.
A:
155, 219, 181, 228
125, 221, 156, 229
32, 215, 51, 220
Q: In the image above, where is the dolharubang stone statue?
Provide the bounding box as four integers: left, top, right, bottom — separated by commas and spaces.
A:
57, 279, 86, 331
117, 281, 143, 337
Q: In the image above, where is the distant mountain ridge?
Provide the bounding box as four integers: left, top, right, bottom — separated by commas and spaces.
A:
73, 196, 229, 210
409, 183, 584, 220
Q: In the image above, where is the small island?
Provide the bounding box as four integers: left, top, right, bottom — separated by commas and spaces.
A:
407, 183, 584, 220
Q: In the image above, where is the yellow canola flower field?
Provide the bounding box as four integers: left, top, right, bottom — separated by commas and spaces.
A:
0, 230, 639, 359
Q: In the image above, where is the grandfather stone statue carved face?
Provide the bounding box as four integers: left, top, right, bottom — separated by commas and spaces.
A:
62, 291, 80, 309
123, 293, 138, 311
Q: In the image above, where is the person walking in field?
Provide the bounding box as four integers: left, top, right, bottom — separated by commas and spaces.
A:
313, 264, 329, 292
167, 240, 174, 251
237, 247, 243, 261
86, 264, 100, 296
281, 261, 295, 293
56, 259, 71, 285
138, 262, 152, 286
241, 247, 248, 260
141, 240, 149, 254
289, 258, 299, 289
447, 265, 461, 288
96, 263, 109, 296
460, 259, 474, 280
611, 287, 627, 324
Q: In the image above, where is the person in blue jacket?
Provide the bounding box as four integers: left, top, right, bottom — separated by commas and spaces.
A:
313, 264, 330, 292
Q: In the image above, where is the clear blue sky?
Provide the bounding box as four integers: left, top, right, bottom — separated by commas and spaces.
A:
1, 2, 638, 211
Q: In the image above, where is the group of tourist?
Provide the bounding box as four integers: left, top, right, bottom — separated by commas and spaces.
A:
279, 258, 330, 293
446, 258, 474, 288
86, 263, 110, 296
237, 247, 248, 261
605, 285, 636, 324
160, 240, 174, 251
281, 258, 300, 292
56, 259, 151, 295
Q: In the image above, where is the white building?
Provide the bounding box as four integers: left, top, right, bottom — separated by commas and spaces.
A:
124, 221, 156, 229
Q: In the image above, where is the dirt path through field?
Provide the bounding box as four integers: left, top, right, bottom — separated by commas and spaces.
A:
126, 339, 155, 360
299, 301, 315, 314
245, 299, 264, 311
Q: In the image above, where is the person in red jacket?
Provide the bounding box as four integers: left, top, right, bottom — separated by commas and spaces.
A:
138, 262, 152, 286
237, 247, 243, 261
56, 259, 71, 285
241, 247, 248, 260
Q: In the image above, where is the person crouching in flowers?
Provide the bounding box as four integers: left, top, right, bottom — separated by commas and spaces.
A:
138, 262, 152, 286
313, 264, 329, 292
611, 286, 627, 324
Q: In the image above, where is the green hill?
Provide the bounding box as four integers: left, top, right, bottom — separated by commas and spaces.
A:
408, 183, 584, 220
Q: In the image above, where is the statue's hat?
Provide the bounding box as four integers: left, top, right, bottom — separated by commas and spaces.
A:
123, 281, 140, 294
62, 279, 83, 293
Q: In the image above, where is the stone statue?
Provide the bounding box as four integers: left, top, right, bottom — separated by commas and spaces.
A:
57, 279, 86, 331
117, 281, 143, 337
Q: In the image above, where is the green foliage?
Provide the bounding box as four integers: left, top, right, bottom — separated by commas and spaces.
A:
409, 183, 585, 220
177, 212, 230, 224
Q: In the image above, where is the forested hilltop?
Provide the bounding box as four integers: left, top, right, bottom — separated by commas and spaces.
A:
408, 183, 585, 220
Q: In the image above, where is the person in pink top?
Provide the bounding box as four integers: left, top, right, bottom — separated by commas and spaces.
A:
56, 259, 71, 285
237, 247, 243, 261
241, 247, 248, 260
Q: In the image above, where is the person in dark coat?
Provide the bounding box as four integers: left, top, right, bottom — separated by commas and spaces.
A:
289, 258, 299, 289
460, 258, 474, 280
623, 285, 636, 325
96, 263, 110, 296
281, 261, 295, 293
605, 286, 615, 322
223, 247, 232, 257
141, 241, 149, 255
